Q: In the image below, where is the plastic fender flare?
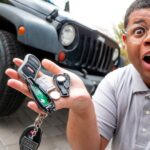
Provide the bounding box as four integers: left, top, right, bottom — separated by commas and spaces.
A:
0, 3, 59, 53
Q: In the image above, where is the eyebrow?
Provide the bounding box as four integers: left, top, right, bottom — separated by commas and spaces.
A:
126, 19, 146, 32
133, 19, 145, 24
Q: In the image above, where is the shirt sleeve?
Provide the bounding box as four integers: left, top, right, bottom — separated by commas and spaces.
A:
92, 72, 117, 140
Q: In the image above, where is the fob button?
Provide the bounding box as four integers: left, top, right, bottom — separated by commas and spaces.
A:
50, 91, 61, 100
56, 75, 66, 83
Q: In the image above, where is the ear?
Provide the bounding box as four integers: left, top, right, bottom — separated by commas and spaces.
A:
122, 34, 127, 49
122, 34, 127, 43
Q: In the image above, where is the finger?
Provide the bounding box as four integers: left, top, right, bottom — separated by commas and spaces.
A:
27, 101, 46, 114
54, 98, 69, 109
5, 68, 21, 80
13, 58, 23, 67
37, 71, 43, 78
42, 59, 65, 75
27, 99, 68, 114
7, 79, 32, 98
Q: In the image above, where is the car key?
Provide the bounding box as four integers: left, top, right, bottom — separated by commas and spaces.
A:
53, 73, 70, 97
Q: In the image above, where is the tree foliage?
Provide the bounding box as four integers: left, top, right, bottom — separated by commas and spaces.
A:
113, 22, 130, 64
113, 22, 124, 49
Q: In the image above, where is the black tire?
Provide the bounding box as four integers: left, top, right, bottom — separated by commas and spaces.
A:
0, 30, 26, 116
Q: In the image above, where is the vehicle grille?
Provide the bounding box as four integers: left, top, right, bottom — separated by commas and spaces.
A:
75, 35, 114, 74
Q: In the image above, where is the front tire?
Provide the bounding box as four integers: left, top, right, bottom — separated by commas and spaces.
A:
0, 30, 26, 116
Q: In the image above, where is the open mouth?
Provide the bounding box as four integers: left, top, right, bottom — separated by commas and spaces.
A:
143, 55, 150, 64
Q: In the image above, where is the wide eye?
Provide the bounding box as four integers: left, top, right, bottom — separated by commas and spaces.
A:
134, 28, 145, 37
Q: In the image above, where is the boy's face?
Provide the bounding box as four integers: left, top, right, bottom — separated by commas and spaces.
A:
123, 8, 150, 86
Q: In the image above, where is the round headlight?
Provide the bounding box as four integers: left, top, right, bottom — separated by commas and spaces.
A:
112, 48, 119, 61
60, 24, 76, 46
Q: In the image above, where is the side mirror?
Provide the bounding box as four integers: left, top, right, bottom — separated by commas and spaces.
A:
64, 1, 70, 12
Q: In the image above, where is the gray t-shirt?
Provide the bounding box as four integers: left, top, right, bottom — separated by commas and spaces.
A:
93, 64, 150, 150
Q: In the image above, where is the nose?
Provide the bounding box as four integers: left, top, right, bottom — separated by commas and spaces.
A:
143, 30, 150, 46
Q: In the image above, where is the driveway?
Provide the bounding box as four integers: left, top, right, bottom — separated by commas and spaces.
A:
0, 98, 71, 150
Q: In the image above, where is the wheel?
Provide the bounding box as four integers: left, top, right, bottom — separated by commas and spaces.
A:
0, 30, 26, 116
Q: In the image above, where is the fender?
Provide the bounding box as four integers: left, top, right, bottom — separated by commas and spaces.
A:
0, 3, 60, 53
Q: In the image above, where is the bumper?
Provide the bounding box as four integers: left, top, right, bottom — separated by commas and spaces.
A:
67, 69, 104, 95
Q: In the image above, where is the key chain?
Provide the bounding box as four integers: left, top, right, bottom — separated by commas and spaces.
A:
18, 54, 55, 150
18, 54, 71, 150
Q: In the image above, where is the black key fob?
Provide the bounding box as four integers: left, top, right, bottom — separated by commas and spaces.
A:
53, 73, 70, 97
19, 125, 42, 150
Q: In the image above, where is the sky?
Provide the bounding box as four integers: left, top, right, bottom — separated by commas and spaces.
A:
69, 0, 134, 38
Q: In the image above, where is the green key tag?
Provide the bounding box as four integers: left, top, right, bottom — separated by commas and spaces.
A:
27, 77, 56, 113
31, 84, 50, 107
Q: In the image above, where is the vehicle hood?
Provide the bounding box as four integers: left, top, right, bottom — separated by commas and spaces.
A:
13, 0, 112, 38
13, 0, 57, 15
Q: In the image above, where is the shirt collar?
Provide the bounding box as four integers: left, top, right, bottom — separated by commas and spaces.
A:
131, 65, 149, 93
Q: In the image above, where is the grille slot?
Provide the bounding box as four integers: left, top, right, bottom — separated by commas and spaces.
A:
75, 35, 114, 74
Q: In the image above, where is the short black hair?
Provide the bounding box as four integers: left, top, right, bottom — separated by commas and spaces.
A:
124, 0, 150, 29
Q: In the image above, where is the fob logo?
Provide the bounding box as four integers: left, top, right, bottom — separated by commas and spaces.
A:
21, 136, 38, 150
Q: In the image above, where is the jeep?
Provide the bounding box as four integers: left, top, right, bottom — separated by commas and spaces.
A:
0, 0, 120, 116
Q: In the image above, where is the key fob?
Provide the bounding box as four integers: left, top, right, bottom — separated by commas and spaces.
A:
19, 125, 42, 150
53, 73, 70, 97
27, 77, 56, 113
18, 54, 41, 80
